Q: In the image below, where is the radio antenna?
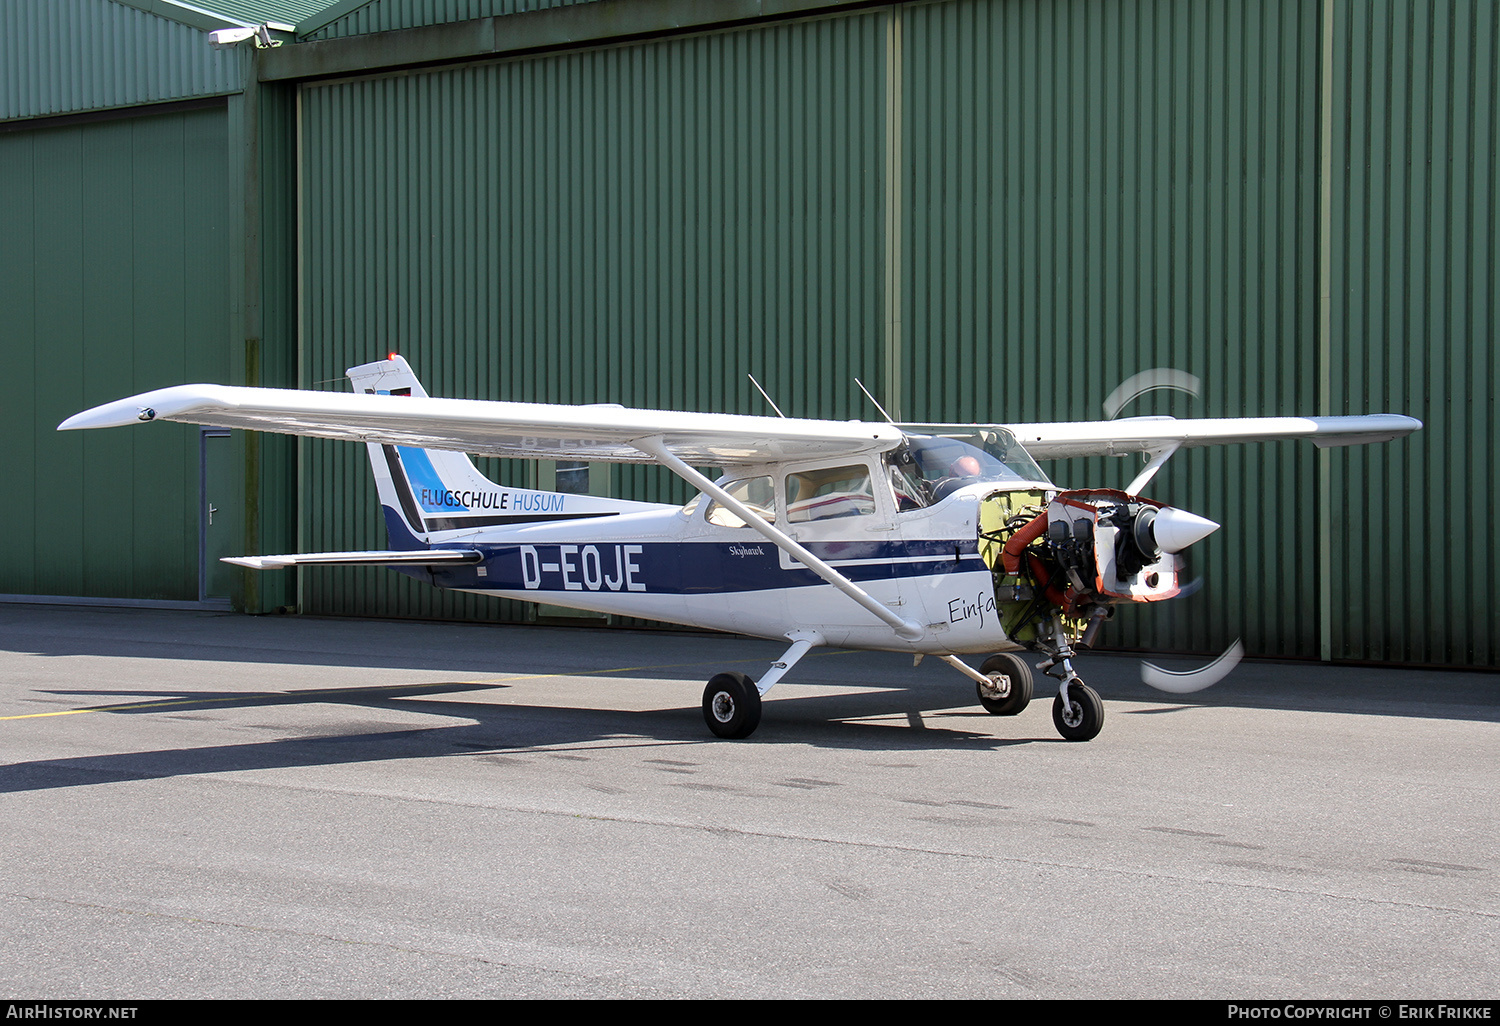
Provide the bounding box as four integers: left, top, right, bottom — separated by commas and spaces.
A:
854, 378, 895, 423
748, 374, 787, 418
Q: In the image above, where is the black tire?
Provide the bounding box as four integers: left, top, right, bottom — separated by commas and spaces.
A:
1051, 682, 1105, 741
977, 653, 1033, 716
702, 671, 762, 739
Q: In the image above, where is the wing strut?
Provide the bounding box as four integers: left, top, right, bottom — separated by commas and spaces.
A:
632, 436, 925, 642
1124, 441, 1181, 495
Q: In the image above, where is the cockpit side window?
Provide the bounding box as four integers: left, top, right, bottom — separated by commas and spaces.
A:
885, 447, 930, 511
785, 464, 875, 523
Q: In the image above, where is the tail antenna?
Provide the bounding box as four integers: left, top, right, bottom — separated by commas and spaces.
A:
854, 378, 896, 423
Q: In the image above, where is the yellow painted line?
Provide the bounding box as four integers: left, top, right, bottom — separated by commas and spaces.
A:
0, 649, 858, 722
0, 681, 451, 722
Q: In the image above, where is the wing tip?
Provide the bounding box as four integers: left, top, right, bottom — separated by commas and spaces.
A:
1309, 413, 1424, 447
57, 405, 140, 431
58, 384, 230, 432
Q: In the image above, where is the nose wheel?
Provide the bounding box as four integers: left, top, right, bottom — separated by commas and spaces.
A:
703, 671, 762, 739
1051, 681, 1104, 741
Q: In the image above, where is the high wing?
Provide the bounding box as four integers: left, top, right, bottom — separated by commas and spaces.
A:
987, 414, 1422, 460
904, 413, 1419, 495
57, 376, 928, 641
58, 383, 904, 467
58, 362, 1424, 743
61, 383, 1420, 467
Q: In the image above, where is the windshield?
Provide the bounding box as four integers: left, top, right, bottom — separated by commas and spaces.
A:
889, 429, 1053, 506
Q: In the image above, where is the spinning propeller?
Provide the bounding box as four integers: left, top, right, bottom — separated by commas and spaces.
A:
1102, 369, 1243, 694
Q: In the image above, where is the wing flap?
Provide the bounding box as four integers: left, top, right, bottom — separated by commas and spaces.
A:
59, 384, 902, 466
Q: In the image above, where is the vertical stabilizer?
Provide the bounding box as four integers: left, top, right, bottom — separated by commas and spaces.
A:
346, 356, 428, 547
344, 356, 653, 547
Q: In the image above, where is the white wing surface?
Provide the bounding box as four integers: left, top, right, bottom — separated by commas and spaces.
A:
61, 382, 1418, 465
988, 414, 1422, 459
58, 384, 903, 466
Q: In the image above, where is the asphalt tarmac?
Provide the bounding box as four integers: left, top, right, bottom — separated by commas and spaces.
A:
1, 604, 1495, 999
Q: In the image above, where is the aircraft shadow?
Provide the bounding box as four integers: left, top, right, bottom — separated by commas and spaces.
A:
4, 607, 1494, 736
0, 680, 1045, 794
8, 650, 1497, 795
0, 604, 773, 676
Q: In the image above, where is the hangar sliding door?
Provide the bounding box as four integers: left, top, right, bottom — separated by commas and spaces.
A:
291, 0, 1494, 667
293, 1, 1331, 653
1324, 0, 1498, 666
895, 0, 1496, 666
297, 13, 888, 621
0, 104, 235, 604
899, 0, 1324, 658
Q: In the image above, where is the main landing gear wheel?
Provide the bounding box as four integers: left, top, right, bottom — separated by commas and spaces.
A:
703, 671, 762, 739
1051, 682, 1104, 742
977, 654, 1033, 716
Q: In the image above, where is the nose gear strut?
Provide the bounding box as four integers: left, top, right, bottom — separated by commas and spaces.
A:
1035, 615, 1105, 741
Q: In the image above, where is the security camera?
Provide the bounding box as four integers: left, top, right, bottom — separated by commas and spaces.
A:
208, 26, 258, 48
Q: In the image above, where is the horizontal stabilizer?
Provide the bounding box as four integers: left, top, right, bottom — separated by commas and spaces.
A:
223, 549, 484, 570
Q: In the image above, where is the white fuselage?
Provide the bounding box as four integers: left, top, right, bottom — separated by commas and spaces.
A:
416, 483, 1016, 654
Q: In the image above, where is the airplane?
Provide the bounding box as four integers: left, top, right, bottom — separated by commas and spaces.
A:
59, 355, 1421, 743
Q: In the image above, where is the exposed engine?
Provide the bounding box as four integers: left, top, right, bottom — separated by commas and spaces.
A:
979, 488, 1218, 651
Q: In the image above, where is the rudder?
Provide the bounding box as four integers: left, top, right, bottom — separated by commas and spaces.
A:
344, 355, 651, 546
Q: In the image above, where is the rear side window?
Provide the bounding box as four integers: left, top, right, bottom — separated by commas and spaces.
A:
704, 476, 777, 528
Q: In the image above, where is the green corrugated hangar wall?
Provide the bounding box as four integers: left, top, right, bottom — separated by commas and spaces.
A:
0, 0, 261, 610
2, 0, 1488, 669
0, 104, 240, 605
285, 0, 1494, 668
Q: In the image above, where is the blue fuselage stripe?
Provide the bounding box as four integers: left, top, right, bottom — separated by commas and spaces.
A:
404, 537, 983, 595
